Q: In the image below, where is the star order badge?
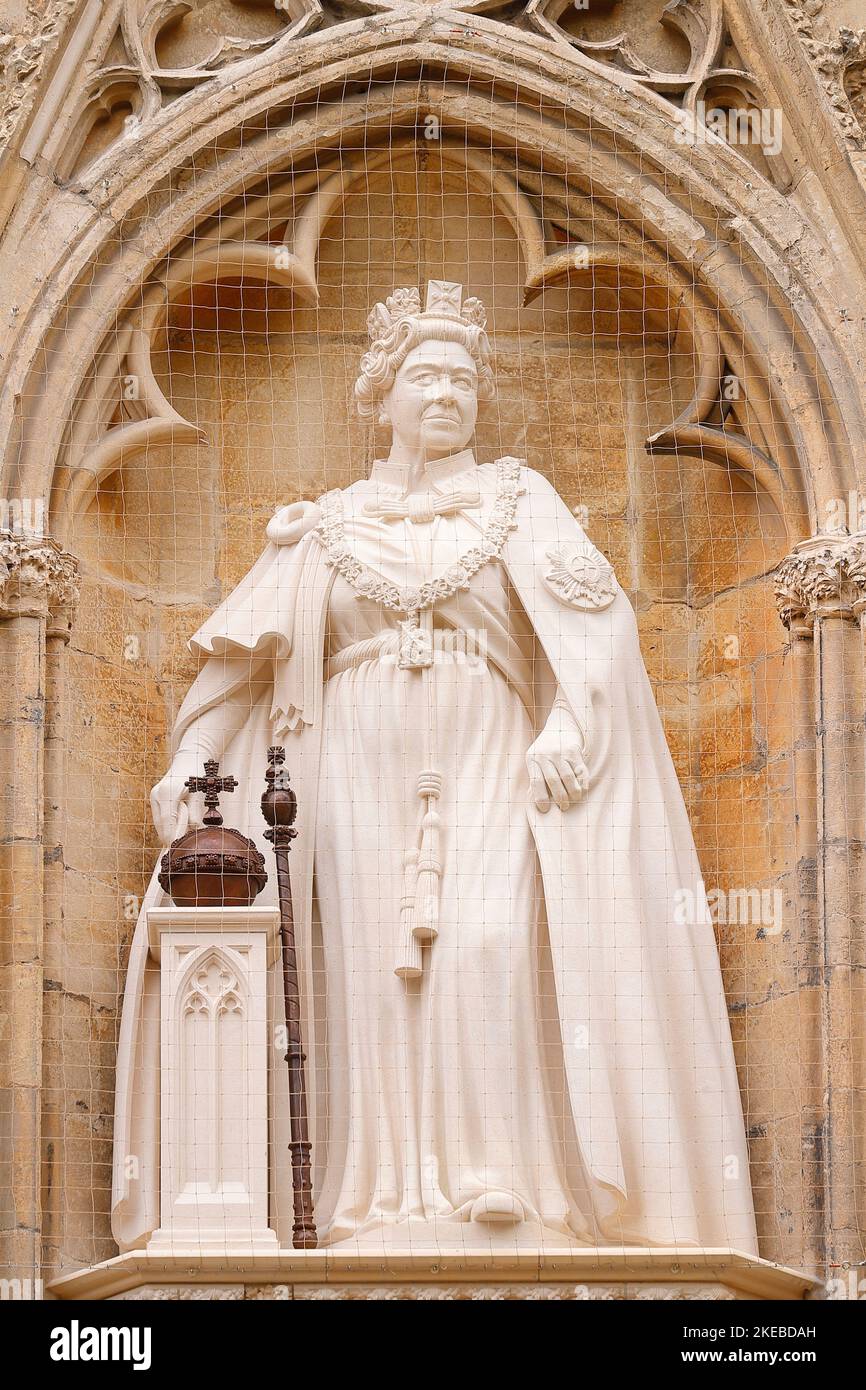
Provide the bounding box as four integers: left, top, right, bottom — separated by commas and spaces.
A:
543, 540, 617, 610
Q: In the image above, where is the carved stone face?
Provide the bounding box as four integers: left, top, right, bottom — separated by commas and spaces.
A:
381, 339, 479, 458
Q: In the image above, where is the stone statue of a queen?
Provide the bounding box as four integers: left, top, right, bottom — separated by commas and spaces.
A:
112, 281, 759, 1254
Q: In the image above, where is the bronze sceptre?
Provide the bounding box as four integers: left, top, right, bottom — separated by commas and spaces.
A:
261, 746, 317, 1249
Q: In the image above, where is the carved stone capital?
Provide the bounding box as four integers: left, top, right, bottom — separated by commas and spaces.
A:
782, 3, 866, 149
774, 531, 866, 633
0, 532, 80, 636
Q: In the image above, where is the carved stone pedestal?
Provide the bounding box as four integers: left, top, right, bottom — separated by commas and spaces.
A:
145, 907, 280, 1256
49, 1248, 820, 1301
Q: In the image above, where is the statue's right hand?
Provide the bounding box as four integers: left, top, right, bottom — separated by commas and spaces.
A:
150, 755, 203, 846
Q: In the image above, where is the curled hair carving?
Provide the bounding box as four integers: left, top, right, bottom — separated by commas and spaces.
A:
354, 300, 495, 419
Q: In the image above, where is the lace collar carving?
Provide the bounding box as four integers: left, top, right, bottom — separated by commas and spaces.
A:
315, 458, 524, 616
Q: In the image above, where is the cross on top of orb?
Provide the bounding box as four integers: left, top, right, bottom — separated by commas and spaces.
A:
184, 759, 238, 827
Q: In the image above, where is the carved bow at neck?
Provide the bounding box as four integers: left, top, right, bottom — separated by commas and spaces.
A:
363, 485, 482, 524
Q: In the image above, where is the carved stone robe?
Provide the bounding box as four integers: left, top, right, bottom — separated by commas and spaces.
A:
111, 453, 759, 1255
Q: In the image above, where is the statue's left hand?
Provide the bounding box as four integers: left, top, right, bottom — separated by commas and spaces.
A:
526, 706, 588, 813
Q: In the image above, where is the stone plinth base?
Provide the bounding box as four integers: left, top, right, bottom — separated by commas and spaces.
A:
146, 907, 280, 1253
48, 1248, 820, 1301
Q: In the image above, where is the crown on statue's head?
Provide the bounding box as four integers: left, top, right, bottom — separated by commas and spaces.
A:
366, 280, 488, 349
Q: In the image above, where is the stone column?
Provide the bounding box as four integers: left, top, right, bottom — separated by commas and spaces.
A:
841, 536, 866, 1276
774, 554, 822, 1269
0, 533, 79, 1290
40, 554, 79, 1277
775, 534, 866, 1272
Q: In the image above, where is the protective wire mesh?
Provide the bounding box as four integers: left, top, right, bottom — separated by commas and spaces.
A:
4, 1, 847, 1299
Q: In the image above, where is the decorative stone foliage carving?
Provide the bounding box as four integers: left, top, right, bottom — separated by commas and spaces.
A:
0, 533, 80, 633
0, 0, 79, 151
781, 0, 866, 149
774, 532, 866, 632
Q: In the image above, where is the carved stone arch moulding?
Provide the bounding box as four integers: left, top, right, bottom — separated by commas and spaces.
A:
33, 0, 845, 183
1, 21, 861, 541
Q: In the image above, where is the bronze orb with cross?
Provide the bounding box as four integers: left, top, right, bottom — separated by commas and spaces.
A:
158, 759, 268, 907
